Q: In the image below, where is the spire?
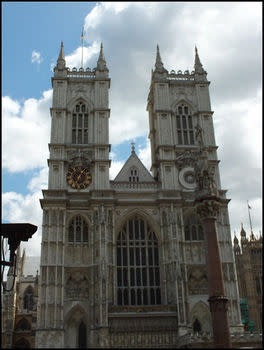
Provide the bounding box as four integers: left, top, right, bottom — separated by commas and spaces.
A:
56, 41, 66, 69
233, 232, 239, 245
154, 45, 167, 73
240, 222, 247, 238
96, 43, 108, 72
194, 46, 206, 74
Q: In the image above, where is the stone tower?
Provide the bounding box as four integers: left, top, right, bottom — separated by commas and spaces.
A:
36, 43, 243, 348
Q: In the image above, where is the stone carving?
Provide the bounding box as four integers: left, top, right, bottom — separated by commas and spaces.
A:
67, 149, 93, 167
65, 274, 89, 298
162, 211, 168, 226
100, 205, 106, 224
187, 265, 208, 295
194, 153, 218, 198
175, 150, 199, 170
196, 199, 221, 220
194, 123, 204, 149
109, 316, 178, 332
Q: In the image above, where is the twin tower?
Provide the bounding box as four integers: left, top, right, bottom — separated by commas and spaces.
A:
36, 42, 242, 348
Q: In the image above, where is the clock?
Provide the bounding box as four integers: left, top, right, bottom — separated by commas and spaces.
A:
178, 167, 196, 190
66, 166, 92, 190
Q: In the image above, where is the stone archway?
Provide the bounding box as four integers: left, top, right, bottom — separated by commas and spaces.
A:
64, 304, 90, 348
190, 300, 212, 334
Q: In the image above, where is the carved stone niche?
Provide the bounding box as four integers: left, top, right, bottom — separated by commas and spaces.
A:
175, 150, 200, 170
109, 315, 178, 333
65, 269, 90, 299
67, 149, 94, 167
187, 265, 208, 295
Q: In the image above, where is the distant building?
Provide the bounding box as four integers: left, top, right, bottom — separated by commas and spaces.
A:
233, 224, 262, 332
1, 248, 39, 348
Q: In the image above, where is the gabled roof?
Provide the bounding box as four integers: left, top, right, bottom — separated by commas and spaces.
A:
113, 151, 155, 183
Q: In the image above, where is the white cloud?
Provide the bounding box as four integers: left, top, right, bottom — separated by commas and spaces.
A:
65, 41, 100, 69
2, 90, 52, 173
31, 50, 43, 64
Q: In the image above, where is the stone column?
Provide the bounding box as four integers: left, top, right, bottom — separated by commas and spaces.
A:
195, 197, 231, 348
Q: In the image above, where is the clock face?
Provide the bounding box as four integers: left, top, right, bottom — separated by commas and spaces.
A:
66, 166, 92, 190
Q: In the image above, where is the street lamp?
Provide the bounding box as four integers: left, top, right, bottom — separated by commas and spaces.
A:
1, 223, 37, 267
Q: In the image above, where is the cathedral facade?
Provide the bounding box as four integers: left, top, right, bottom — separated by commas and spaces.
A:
35, 42, 243, 348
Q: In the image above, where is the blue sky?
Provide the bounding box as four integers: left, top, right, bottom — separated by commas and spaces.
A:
2, 2, 262, 256
2, 2, 96, 99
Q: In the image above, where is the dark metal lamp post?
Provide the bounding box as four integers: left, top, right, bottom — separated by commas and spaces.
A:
1, 223, 37, 267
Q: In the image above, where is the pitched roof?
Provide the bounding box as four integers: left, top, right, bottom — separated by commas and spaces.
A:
113, 151, 155, 183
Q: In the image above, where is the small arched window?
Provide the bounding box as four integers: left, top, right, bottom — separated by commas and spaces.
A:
184, 214, 204, 241
176, 103, 194, 145
23, 287, 34, 311
72, 101, 88, 144
68, 216, 89, 243
129, 167, 139, 182
78, 321, 87, 348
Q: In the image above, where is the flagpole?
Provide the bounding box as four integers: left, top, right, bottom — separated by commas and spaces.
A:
81, 27, 84, 69
247, 200, 253, 234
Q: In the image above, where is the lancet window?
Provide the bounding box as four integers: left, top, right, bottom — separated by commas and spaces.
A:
116, 216, 161, 306
184, 213, 205, 241
176, 103, 195, 145
72, 101, 89, 144
23, 287, 34, 311
68, 215, 89, 243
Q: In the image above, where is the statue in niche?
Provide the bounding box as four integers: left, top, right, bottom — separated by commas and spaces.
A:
194, 123, 204, 149
194, 154, 218, 197
162, 211, 168, 226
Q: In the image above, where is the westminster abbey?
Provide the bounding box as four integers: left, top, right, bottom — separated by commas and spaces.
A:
4, 42, 261, 348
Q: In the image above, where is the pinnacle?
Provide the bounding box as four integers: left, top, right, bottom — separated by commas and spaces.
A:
96, 42, 108, 71
154, 44, 167, 73
194, 45, 205, 74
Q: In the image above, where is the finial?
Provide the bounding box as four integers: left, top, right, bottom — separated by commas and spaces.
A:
131, 141, 135, 153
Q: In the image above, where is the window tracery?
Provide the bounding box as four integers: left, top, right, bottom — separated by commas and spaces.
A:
72, 101, 88, 144
184, 213, 204, 241
176, 103, 194, 145
23, 287, 34, 311
116, 216, 161, 306
68, 216, 89, 243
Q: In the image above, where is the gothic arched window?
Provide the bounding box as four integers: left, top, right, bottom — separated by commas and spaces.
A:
68, 216, 89, 243
72, 101, 88, 144
23, 287, 34, 311
116, 216, 161, 306
15, 318, 31, 331
176, 103, 194, 145
184, 214, 204, 241
78, 321, 87, 348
